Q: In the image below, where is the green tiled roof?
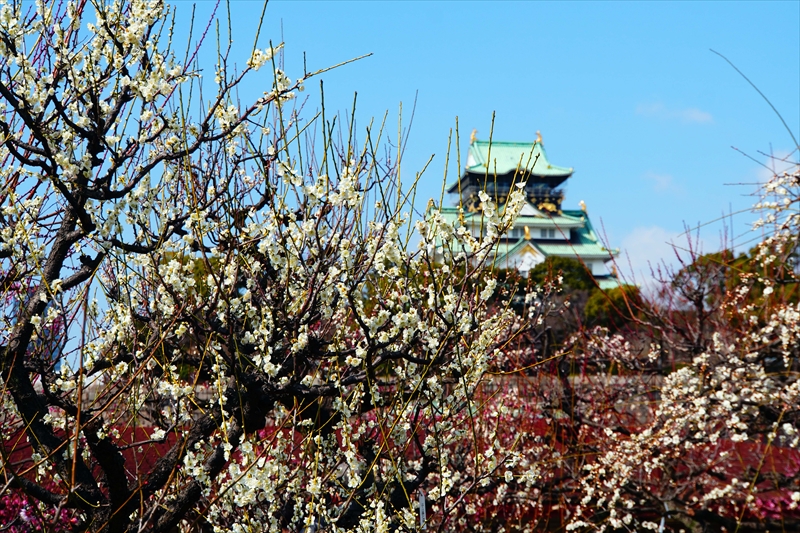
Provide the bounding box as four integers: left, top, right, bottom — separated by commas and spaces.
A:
434, 205, 618, 261
492, 240, 541, 271
465, 140, 573, 177
439, 206, 586, 230
535, 242, 610, 259
499, 238, 610, 261
536, 210, 617, 259
597, 277, 622, 290
510, 212, 584, 229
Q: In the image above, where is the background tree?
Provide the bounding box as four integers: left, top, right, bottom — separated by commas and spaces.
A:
525, 256, 596, 354
570, 165, 800, 532
584, 284, 644, 333
528, 256, 595, 293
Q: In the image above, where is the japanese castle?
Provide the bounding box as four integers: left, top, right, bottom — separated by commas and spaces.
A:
438, 133, 619, 289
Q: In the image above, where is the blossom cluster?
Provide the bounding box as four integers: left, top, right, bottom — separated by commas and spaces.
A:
0, 1, 540, 531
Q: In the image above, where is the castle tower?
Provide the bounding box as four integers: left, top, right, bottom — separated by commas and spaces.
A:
438, 134, 619, 287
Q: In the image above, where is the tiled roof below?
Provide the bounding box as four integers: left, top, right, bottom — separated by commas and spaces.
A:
465, 140, 573, 177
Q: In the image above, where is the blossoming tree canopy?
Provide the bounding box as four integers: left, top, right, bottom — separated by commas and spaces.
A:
0, 0, 544, 531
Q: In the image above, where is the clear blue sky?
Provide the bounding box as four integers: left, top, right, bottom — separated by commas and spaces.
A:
177, 0, 800, 284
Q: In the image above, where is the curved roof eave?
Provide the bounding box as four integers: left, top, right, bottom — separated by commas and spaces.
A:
465, 139, 574, 177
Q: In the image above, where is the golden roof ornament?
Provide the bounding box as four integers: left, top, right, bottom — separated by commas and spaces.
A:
524, 226, 531, 240
538, 201, 557, 213
470, 129, 478, 143
535, 130, 543, 144
580, 200, 587, 213
465, 192, 481, 213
